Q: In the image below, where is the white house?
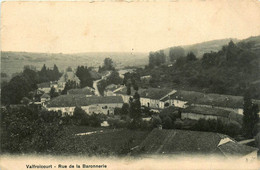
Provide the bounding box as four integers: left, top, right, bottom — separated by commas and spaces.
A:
46, 95, 124, 116
114, 86, 176, 110
181, 106, 231, 122
104, 84, 120, 96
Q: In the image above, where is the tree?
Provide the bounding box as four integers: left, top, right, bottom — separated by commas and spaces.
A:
169, 46, 185, 61
186, 52, 197, 61
242, 91, 259, 138
121, 103, 130, 115
99, 58, 115, 72
126, 84, 131, 95
73, 107, 89, 125
129, 92, 141, 121
76, 66, 93, 88
49, 87, 59, 99
61, 80, 78, 94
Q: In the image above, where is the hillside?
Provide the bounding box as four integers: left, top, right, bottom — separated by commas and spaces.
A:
1, 51, 148, 77
161, 38, 239, 59
160, 35, 260, 59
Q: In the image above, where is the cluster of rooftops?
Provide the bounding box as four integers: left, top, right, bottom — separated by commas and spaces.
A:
46, 85, 260, 110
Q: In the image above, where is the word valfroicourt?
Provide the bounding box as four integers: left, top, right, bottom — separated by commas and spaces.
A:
26, 165, 52, 169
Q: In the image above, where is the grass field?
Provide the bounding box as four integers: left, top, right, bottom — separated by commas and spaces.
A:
54, 126, 151, 156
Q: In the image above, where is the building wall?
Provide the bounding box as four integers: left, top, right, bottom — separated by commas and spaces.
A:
191, 103, 243, 115
167, 99, 188, 108
181, 112, 218, 120
104, 90, 116, 96
140, 98, 164, 109
47, 103, 123, 116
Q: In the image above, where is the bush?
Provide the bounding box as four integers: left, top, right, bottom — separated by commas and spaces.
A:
1, 106, 63, 153
107, 117, 128, 128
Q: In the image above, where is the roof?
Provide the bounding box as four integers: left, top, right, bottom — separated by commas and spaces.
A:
37, 82, 50, 88
113, 86, 136, 96
183, 106, 231, 118
135, 129, 257, 156
47, 95, 123, 107
138, 88, 173, 100
105, 84, 120, 91
67, 87, 94, 95
58, 71, 80, 83
41, 93, 50, 98
166, 90, 245, 108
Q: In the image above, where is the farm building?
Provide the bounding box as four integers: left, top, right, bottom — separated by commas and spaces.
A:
104, 84, 121, 96
135, 129, 258, 161
163, 90, 260, 115
181, 106, 233, 122
138, 88, 176, 109
114, 86, 176, 110
67, 86, 95, 96
40, 93, 51, 104
37, 82, 51, 93
46, 95, 123, 116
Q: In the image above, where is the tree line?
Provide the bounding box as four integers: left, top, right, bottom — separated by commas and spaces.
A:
143, 40, 260, 99
1, 64, 62, 105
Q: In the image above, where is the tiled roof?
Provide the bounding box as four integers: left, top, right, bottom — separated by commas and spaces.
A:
138, 88, 173, 100
113, 86, 136, 96
37, 82, 50, 88
41, 93, 50, 98
165, 90, 249, 108
136, 129, 257, 156
47, 95, 123, 107
183, 106, 231, 118
67, 87, 94, 95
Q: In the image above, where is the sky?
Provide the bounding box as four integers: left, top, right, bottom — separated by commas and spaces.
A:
1, 0, 260, 53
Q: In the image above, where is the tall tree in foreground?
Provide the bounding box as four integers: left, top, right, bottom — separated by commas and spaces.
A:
242, 91, 259, 138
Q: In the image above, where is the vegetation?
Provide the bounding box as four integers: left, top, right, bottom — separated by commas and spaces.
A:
98, 58, 115, 72
148, 50, 166, 68
1, 106, 63, 153
97, 71, 122, 96
242, 91, 259, 138
143, 40, 260, 98
61, 80, 79, 95
1, 64, 62, 105
39, 64, 62, 83
76, 66, 93, 88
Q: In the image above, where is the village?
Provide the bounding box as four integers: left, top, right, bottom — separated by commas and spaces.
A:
10, 61, 257, 161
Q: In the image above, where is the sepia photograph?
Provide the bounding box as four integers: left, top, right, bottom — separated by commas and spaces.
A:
1, 0, 260, 169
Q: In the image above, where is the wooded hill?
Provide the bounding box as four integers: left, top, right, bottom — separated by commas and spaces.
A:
139, 35, 260, 99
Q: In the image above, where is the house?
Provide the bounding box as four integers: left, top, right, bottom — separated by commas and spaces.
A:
164, 90, 260, 115
67, 86, 95, 97
114, 86, 176, 110
41, 93, 50, 104
181, 106, 232, 122
58, 71, 80, 89
140, 75, 151, 84
37, 82, 51, 93
113, 85, 134, 103
138, 88, 176, 109
134, 129, 258, 161
46, 95, 124, 116
104, 84, 120, 96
